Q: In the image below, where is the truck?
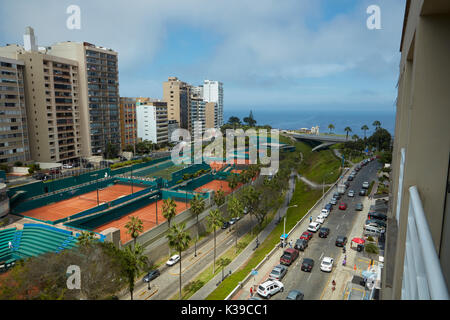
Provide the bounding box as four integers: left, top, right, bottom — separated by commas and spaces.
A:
337, 184, 346, 194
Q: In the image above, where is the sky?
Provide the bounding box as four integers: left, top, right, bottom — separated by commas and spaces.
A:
0, 0, 406, 113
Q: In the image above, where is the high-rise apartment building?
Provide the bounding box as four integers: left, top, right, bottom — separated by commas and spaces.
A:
383, 0, 450, 300
163, 76, 190, 130
167, 120, 179, 143
189, 96, 206, 136
119, 97, 150, 151
203, 80, 223, 127
48, 41, 120, 157
136, 100, 168, 145
0, 56, 30, 165
0, 32, 82, 164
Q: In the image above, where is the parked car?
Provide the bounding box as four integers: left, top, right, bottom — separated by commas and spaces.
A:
368, 212, 387, 221
221, 221, 230, 229
300, 231, 313, 241
315, 216, 325, 224
339, 203, 347, 210
333, 192, 341, 200
365, 219, 386, 228
359, 189, 367, 196
257, 280, 284, 299
319, 227, 330, 238
320, 208, 330, 217
330, 198, 338, 205
143, 269, 160, 282
324, 203, 333, 211
285, 290, 304, 300
166, 255, 180, 266
364, 225, 384, 237
355, 203, 364, 211
307, 222, 321, 233
344, 181, 350, 188
347, 175, 354, 181
280, 248, 299, 266
62, 163, 73, 169
269, 264, 288, 281
229, 217, 239, 225
320, 257, 334, 272
362, 181, 370, 189
351, 170, 357, 176
301, 258, 315, 272
294, 239, 308, 251
335, 236, 348, 247
348, 190, 355, 197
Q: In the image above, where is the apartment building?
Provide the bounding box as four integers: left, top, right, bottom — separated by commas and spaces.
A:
48, 41, 121, 157
167, 120, 179, 143
189, 96, 206, 136
0, 36, 82, 164
163, 76, 190, 130
0, 56, 30, 165
136, 100, 168, 145
119, 97, 150, 151
383, 0, 450, 300
203, 80, 223, 127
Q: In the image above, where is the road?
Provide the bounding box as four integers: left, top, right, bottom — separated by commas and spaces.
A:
272, 159, 381, 300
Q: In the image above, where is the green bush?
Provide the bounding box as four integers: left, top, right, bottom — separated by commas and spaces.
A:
367, 236, 375, 242
14, 161, 23, 167
365, 243, 379, 254
0, 164, 9, 173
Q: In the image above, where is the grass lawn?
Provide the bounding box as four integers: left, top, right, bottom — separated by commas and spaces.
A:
206, 180, 323, 300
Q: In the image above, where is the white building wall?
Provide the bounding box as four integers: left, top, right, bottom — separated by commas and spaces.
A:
203, 80, 223, 127
136, 104, 157, 143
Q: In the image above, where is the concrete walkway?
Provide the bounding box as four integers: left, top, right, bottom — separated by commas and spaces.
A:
297, 173, 333, 190
189, 170, 297, 300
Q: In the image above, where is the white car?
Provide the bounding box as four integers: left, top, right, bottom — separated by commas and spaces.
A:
348, 190, 355, 197
315, 216, 325, 224
320, 257, 334, 272
63, 164, 73, 169
256, 280, 284, 299
320, 209, 330, 217
307, 222, 321, 232
166, 254, 180, 266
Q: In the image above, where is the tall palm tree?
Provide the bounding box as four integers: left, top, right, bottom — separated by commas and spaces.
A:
214, 189, 225, 208
328, 124, 335, 134
189, 194, 205, 257
122, 243, 148, 300
227, 195, 244, 252
162, 197, 177, 256
77, 231, 95, 247
344, 127, 352, 140
352, 134, 359, 140
166, 222, 191, 300
125, 216, 144, 247
361, 125, 369, 139
372, 120, 381, 131
227, 173, 240, 190
206, 209, 224, 274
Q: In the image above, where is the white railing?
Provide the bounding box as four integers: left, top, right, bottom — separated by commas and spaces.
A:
396, 148, 405, 223
401, 186, 449, 300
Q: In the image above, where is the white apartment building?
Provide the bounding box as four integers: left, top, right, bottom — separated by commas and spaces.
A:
136, 100, 168, 145
202, 80, 223, 127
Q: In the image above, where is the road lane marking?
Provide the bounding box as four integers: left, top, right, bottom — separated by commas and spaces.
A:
319, 252, 324, 260
307, 273, 312, 281
336, 224, 340, 230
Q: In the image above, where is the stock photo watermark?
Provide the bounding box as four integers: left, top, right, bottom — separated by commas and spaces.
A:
66, 5, 81, 30
66, 265, 81, 290
366, 5, 381, 30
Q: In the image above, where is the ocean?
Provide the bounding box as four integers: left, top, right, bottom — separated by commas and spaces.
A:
224, 109, 396, 137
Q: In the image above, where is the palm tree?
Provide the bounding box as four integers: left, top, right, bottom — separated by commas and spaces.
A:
227, 195, 244, 252
166, 222, 191, 300
217, 257, 231, 281
372, 120, 381, 131
122, 243, 148, 300
206, 209, 224, 274
77, 231, 96, 247
162, 197, 177, 256
344, 127, 352, 140
189, 194, 205, 257
227, 173, 240, 190
328, 124, 335, 134
352, 134, 359, 140
361, 125, 369, 139
125, 216, 144, 247
213, 189, 225, 208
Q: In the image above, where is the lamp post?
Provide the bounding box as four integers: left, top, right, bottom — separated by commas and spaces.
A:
131, 166, 134, 194
150, 195, 159, 225
283, 204, 298, 246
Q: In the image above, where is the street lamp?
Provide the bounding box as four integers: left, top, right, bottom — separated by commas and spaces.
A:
150, 195, 159, 225
283, 204, 298, 246
147, 280, 151, 291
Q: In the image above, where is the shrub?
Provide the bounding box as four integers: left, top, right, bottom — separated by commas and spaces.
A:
14, 161, 23, 167
0, 164, 9, 173
365, 243, 379, 254
367, 236, 375, 242
184, 280, 205, 293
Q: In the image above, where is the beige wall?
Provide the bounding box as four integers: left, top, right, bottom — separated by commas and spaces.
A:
205, 101, 216, 129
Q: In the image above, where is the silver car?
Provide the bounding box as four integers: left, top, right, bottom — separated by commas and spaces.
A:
269, 264, 288, 281
348, 190, 355, 197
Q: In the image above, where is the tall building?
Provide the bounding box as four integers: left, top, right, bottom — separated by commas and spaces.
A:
136, 100, 168, 145
203, 80, 223, 127
48, 41, 120, 157
163, 76, 190, 130
119, 97, 150, 151
383, 0, 450, 300
0, 32, 82, 164
167, 120, 179, 143
189, 95, 206, 136
0, 56, 30, 165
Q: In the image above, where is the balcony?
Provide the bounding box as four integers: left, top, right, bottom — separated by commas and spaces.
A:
401, 185, 449, 300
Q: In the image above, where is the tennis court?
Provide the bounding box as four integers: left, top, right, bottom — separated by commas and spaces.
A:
19, 184, 144, 222
147, 163, 186, 180
194, 179, 241, 195
94, 199, 189, 243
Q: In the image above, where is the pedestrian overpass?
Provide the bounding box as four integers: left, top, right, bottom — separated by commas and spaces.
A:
289, 133, 355, 151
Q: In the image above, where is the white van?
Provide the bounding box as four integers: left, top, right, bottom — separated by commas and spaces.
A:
363, 225, 383, 236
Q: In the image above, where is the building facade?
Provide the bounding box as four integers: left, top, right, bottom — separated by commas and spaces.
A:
167, 120, 179, 143
163, 76, 190, 130
383, 0, 450, 300
202, 80, 223, 127
119, 97, 150, 151
136, 100, 168, 145
0, 56, 30, 165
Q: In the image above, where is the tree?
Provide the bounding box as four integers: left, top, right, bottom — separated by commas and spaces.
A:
77, 231, 96, 247
206, 209, 224, 274
227, 173, 240, 190
162, 198, 178, 256
125, 216, 144, 247
243, 110, 257, 127
328, 124, 335, 134
227, 116, 241, 129
213, 189, 225, 208
361, 125, 369, 139
189, 194, 205, 257
122, 243, 148, 300
344, 127, 352, 140
166, 222, 191, 300
227, 195, 244, 251
217, 257, 231, 281
239, 186, 261, 235
372, 120, 381, 131
368, 128, 391, 151
352, 134, 359, 140
105, 142, 119, 159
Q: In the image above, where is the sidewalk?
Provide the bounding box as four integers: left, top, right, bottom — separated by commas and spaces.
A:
189, 171, 297, 300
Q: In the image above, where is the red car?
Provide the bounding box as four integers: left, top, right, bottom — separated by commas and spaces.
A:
339, 203, 347, 210
300, 231, 313, 241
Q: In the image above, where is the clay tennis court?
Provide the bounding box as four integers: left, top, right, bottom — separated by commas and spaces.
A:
194, 179, 241, 196
20, 183, 144, 222
94, 199, 189, 243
